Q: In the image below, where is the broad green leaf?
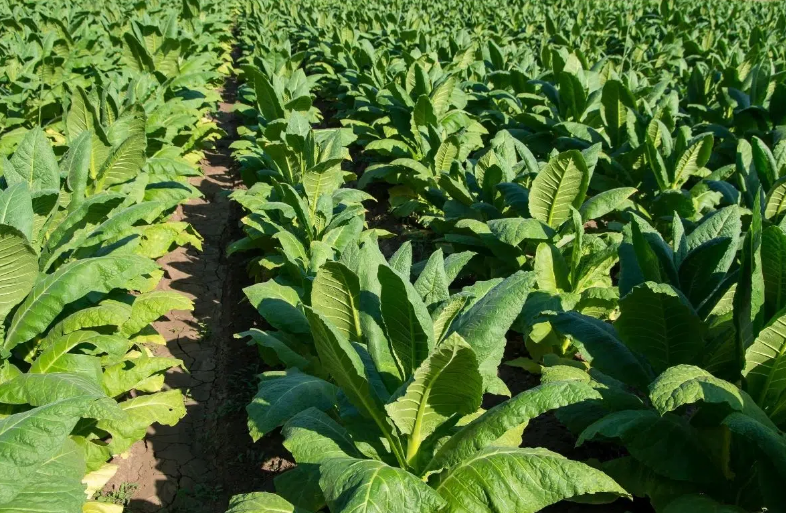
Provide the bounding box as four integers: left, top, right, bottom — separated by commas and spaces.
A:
449, 271, 534, 394
734, 192, 765, 370
120, 291, 193, 337
4, 255, 158, 352
615, 282, 704, 374
386, 334, 482, 456
388, 242, 412, 277
63, 130, 93, 210
226, 492, 312, 513
0, 397, 94, 504
686, 205, 741, 252
102, 354, 182, 397
579, 187, 636, 221
434, 447, 627, 513
319, 457, 445, 513
0, 226, 37, 325
434, 136, 459, 174
432, 295, 468, 343
722, 412, 786, 479
762, 226, 786, 319
6, 128, 60, 192
578, 409, 724, 484
0, 439, 86, 513
240, 329, 310, 369
744, 307, 786, 413
601, 80, 636, 147
0, 183, 34, 240
312, 262, 363, 344
672, 134, 713, 188
243, 280, 310, 334
305, 308, 401, 459
379, 265, 433, 378
414, 250, 450, 307
551, 312, 653, 390
534, 242, 570, 292
424, 381, 602, 474
97, 389, 186, 453
0, 373, 122, 420
94, 134, 146, 192
764, 176, 786, 221
649, 365, 744, 415
529, 150, 589, 228
247, 370, 337, 442
278, 408, 363, 510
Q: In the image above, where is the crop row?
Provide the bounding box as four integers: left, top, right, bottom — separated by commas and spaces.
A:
0, 0, 232, 511
226, 0, 786, 512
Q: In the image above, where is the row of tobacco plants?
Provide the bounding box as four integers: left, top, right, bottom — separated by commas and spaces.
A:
0, 0, 233, 511
226, 0, 786, 511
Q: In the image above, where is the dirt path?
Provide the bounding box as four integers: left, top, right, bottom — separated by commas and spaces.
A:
102, 70, 264, 512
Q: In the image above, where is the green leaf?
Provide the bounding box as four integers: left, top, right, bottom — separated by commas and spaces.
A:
744, 307, 786, 414
0, 183, 34, 241
312, 262, 363, 344
240, 329, 310, 369
432, 295, 468, 343
62, 131, 92, 211
615, 282, 704, 374
414, 250, 450, 307
94, 134, 147, 192
102, 353, 182, 397
379, 265, 434, 378
305, 308, 403, 461
247, 370, 337, 442
672, 134, 713, 188
97, 389, 186, 453
449, 271, 535, 394
734, 192, 765, 372
434, 136, 459, 174
4, 255, 158, 352
0, 373, 122, 420
534, 243, 570, 292
247, 67, 285, 121
578, 409, 723, 484
434, 447, 628, 513
388, 242, 412, 277
120, 291, 193, 337
763, 226, 786, 319
319, 457, 445, 513
243, 280, 310, 335
579, 187, 636, 221
278, 408, 363, 510
601, 80, 636, 148
649, 365, 744, 415
0, 397, 94, 504
386, 334, 482, 458
529, 150, 589, 228
764, 176, 786, 221
722, 412, 786, 479
0, 226, 37, 325
550, 312, 653, 390
0, 439, 86, 513
424, 381, 602, 474
226, 493, 313, 513
6, 128, 60, 192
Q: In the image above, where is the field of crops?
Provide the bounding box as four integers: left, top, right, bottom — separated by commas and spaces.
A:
2, 0, 786, 511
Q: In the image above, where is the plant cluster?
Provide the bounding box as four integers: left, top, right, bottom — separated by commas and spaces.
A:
0, 0, 233, 511
226, 0, 786, 512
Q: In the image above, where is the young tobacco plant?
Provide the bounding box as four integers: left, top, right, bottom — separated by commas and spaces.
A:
229, 253, 629, 513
